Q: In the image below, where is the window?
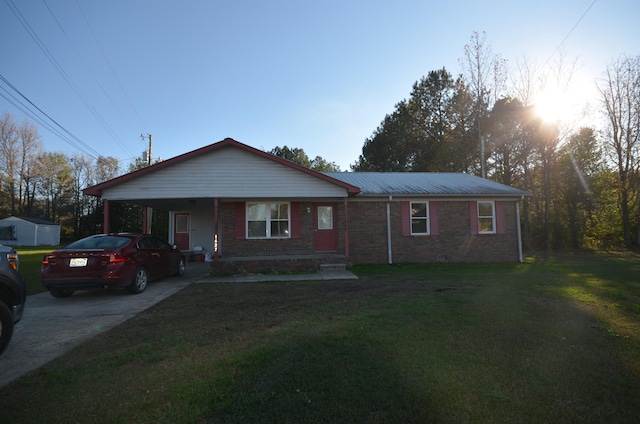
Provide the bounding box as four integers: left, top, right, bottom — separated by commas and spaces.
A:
247, 202, 290, 238
477, 201, 496, 234
317, 206, 333, 230
175, 214, 189, 233
411, 201, 429, 235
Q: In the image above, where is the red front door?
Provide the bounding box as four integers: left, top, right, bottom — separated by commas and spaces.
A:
174, 213, 190, 250
314, 204, 337, 252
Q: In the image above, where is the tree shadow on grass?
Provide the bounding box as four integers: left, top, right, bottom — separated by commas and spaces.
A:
195, 331, 434, 423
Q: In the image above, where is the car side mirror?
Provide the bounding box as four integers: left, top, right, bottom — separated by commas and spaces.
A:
172, 244, 178, 251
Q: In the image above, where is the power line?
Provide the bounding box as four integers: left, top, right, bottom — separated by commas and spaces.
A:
0, 73, 102, 159
541, 0, 597, 71
72, 0, 149, 136
41, 0, 134, 158
4, 0, 137, 160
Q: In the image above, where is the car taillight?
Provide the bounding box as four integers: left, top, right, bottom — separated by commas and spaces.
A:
7, 252, 19, 271
108, 253, 128, 264
42, 254, 56, 266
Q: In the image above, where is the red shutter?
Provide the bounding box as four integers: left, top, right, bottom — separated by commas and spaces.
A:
290, 202, 301, 238
469, 201, 479, 234
496, 201, 505, 234
235, 202, 245, 239
401, 202, 411, 236
429, 201, 439, 235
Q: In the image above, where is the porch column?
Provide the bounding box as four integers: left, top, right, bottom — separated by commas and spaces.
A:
343, 197, 349, 258
214, 198, 219, 262
142, 206, 152, 234
103, 199, 110, 233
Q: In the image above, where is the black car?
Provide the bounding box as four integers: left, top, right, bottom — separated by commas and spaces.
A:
0, 244, 27, 356
41, 233, 186, 297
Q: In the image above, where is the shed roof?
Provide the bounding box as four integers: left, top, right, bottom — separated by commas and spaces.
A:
323, 172, 530, 198
0, 216, 58, 225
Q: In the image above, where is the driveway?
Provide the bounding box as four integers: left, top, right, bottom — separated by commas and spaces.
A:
0, 262, 211, 388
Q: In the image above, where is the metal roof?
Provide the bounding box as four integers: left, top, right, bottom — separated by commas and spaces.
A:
322, 172, 530, 197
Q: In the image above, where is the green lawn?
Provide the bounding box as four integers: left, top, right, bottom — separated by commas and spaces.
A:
1, 252, 639, 423
14, 245, 60, 295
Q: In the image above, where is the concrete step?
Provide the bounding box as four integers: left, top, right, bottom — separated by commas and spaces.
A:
320, 263, 347, 272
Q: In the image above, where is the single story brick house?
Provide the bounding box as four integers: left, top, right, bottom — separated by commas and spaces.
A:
83, 138, 529, 273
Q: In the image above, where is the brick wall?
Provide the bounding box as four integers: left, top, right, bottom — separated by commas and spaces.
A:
214, 199, 521, 272
348, 200, 520, 264
218, 201, 345, 258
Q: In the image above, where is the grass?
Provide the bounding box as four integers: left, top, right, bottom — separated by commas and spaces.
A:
14, 245, 60, 295
1, 252, 639, 423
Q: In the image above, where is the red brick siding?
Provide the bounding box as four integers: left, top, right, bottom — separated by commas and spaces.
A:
215, 199, 520, 269
218, 201, 345, 258
348, 200, 520, 264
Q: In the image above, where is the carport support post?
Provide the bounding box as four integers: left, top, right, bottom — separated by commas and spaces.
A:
142, 206, 152, 234
343, 197, 349, 258
103, 199, 110, 233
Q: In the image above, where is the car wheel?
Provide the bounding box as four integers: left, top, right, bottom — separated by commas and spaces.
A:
174, 257, 186, 276
0, 301, 14, 356
49, 287, 75, 298
127, 267, 148, 294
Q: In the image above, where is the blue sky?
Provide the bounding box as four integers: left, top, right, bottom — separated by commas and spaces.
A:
1, 0, 638, 171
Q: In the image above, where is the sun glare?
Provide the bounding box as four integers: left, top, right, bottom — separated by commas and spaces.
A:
534, 87, 567, 123
533, 74, 595, 125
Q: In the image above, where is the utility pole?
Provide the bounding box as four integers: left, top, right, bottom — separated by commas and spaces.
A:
140, 134, 153, 234
141, 133, 152, 165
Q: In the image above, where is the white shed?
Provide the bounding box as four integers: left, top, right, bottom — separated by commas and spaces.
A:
0, 216, 61, 246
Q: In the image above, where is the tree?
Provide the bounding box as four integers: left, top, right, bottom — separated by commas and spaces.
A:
269, 146, 340, 172
353, 101, 419, 171
460, 31, 508, 177
556, 127, 603, 248
70, 155, 94, 238
410, 69, 471, 171
353, 68, 475, 172
485, 97, 527, 186
597, 55, 640, 247
310, 156, 340, 172
36, 152, 73, 223
0, 112, 43, 216
0, 112, 18, 216
17, 118, 43, 216
95, 156, 121, 183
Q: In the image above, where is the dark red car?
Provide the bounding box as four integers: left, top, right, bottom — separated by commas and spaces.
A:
41, 234, 186, 298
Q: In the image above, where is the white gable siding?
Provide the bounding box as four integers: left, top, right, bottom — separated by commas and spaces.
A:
101, 147, 348, 200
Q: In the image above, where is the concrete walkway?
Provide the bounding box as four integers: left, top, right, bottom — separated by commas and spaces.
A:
0, 264, 357, 388
196, 269, 358, 283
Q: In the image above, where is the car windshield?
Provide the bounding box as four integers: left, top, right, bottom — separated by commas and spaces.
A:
65, 236, 131, 250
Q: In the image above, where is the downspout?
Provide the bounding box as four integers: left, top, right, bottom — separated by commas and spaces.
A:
517, 196, 523, 263
387, 195, 393, 264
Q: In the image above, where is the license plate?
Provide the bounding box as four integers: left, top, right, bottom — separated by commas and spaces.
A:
69, 257, 88, 267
